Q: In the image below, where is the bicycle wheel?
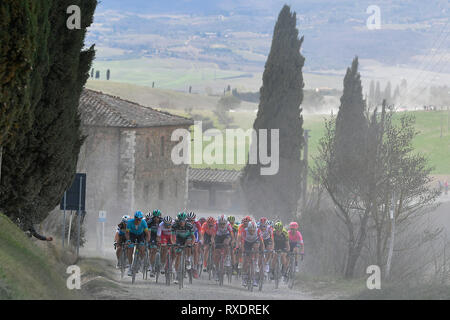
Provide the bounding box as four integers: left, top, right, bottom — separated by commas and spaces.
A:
131, 250, 138, 284
165, 248, 171, 286
143, 247, 149, 280
208, 247, 213, 281
198, 250, 203, 278
155, 250, 161, 283
274, 255, 280, 289
179, 249, 184, 289
248, 253, 254, 292
218, 254, 224, 286
288, 255, 295, 289
258, 253, 264, 291
120, 248, 127, 279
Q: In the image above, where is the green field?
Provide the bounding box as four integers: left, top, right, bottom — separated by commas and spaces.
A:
167, 109, 450, 174
85, 82, 450, 174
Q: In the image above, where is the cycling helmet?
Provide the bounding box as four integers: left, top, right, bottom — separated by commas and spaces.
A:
268, 220, 274, 227
177, 212, 187, 221
187, 212, 196, 220
274, 221, 283, 231
121, 215, 130, 223
163, 216, 172, 225
218, 214, 227, 224
260, 217, 268, 226
207, 216, 216, 225
145, 212, 151, 220
152, 209, 162, 218
289, 222, 299, 230
227, 215, 235, 223
134, 211, 144, 219
247, 221, 257, 231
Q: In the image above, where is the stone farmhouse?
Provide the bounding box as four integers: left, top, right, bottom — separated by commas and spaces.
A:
77, 89, 193, 230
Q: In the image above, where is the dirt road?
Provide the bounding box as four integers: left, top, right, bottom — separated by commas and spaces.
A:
81, 252, 331, 300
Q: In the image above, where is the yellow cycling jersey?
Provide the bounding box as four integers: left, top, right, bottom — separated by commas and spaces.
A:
273, 228, 289, 242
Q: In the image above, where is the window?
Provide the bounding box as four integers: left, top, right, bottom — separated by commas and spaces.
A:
159, 181, 164, 200
160, 136, 165, 157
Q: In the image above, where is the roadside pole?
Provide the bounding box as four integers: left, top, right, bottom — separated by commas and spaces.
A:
385, 192, 396, 280
76, 175, 83, 257
62, 192, 67, 248
98, 211, 107, 256
68, 211, 73, 244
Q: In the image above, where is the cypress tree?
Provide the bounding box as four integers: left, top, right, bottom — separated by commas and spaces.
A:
0, 1, 44, 183
0, 0, 51, 218
242, 5, 305, 220
0, 0, 97, 226
384, 81, 392, 105
95, 70, 100, 79
333, 57, 368, 189
107, 69, 110, 80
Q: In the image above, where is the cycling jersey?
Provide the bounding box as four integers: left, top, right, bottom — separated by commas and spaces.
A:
201, 222, 217, 237
126, 219, 148, 235
273, 228, 289, 250
237, 223, 248, 237
172, 221, 194, 245
273, 228, 289, 241
157, 221, 173, 244
215, 222, 234, 237
230, 223, 239, 235
116, 222, 127, 236
240, 228, 263, 244
257, 224, 273, 241
288, 230, 304, 244
188, 220, 202, 242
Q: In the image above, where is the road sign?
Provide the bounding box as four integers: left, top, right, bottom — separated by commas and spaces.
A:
98, 210, 107, 223
60, 173, 86, 211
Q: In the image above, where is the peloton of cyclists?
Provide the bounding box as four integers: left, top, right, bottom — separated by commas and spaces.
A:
115, 211, 305, 285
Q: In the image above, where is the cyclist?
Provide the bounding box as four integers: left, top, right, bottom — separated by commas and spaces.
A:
114, 215, 130, 268
258, 217, 274, 273
198, 217, 206, 227
240, 220, 264, 287
146, 210, 162, 277
187, 211, 202, 279
288, 222, 305, 272
125, 211, 150, 276
236, 216, 252, 270
157, 215, 174, 275
201, 216, 217, 272
171, 212, 195, 284
271, 221, 290, 281
227, 216, 239, 274
212, 214, 234, 281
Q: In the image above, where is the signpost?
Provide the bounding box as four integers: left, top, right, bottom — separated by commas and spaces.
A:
98, 211, 107, 255
60, 173, 86, 257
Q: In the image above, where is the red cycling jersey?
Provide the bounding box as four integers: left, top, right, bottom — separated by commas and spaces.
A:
201, 222, 217, 236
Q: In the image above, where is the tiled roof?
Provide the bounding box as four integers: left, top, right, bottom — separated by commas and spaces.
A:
79, 89, 193, 128
189, 168, 242, 184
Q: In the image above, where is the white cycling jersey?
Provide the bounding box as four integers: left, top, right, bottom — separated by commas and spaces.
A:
157, 221, 172, 237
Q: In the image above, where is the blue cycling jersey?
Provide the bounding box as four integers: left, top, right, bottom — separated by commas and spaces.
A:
126, 219, 148, 235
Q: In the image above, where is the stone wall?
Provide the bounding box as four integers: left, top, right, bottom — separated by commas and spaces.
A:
133, 126, 189, 216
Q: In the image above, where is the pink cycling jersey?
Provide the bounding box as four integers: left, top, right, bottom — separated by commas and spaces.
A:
288, 230, 304, 244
